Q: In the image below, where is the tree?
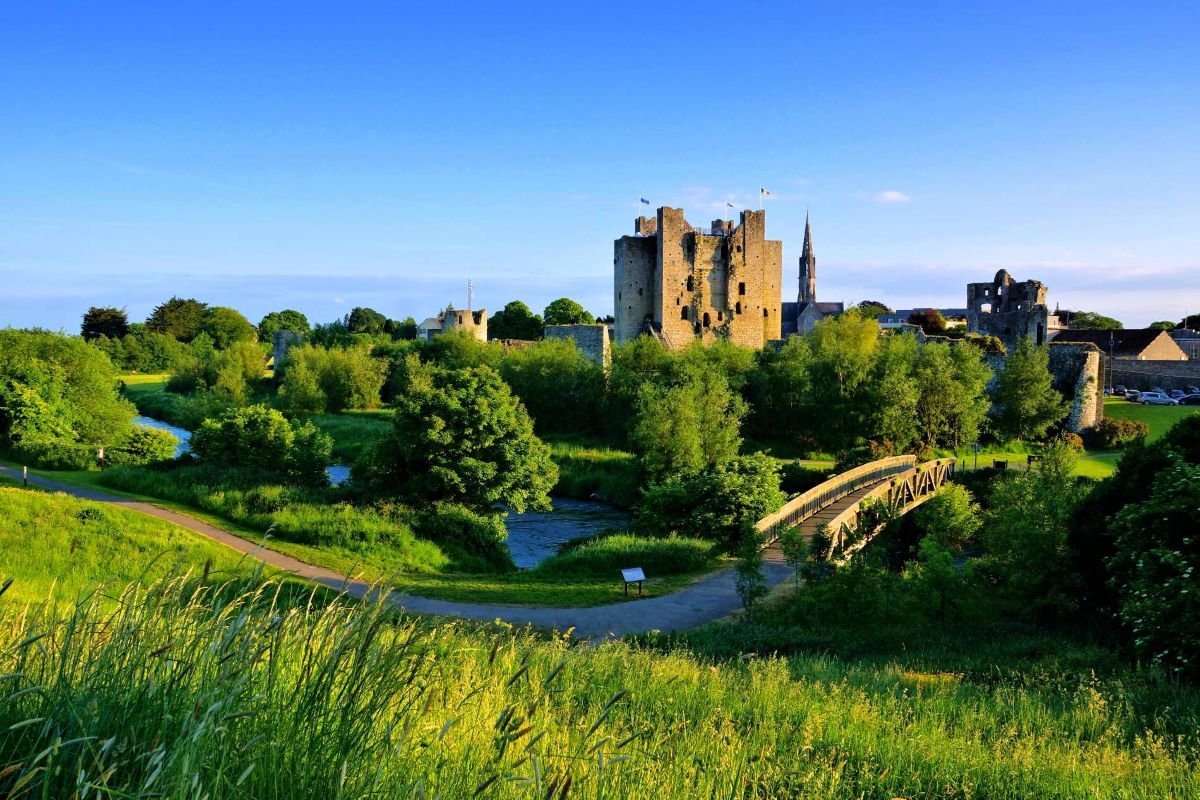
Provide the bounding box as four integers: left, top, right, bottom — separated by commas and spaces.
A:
146, 297, 209, 342
346, 307, 388, 335
543, 297, 595, 326
258, 309, 311, 342
631, 371, 745, 484
354, 363, 557, 514
866, 332, 919, 451
190, 404, 332, 486
275, 344, 386, 414
913, 483, 981, 551
978, 444, 1085, 620
856, 300, 893, 317
778, 525, 808, 588
498, 339, 605, 434
1107, 461, 1200, 678
1148, 320, 1176, 331
906, 308, 947, 335
990, 337, 1068, 442
1061, 310, 1123, 330
914, 341, 992, 450
488, 300, 543, 341
805, 312, 880, 451
201, 306, 257, 349
81, 307, 129, 341
1181, 314, 1200, 330
735, 532, 769, 621
384, 316, 418, 340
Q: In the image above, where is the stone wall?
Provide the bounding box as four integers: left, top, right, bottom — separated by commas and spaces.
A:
1109, 360, 1200, 392
1048, 343, 1103, 431
443, 309, 488, 342
613, 235, 656, 343
272, 330, 304, 378
544, 324, 611, 368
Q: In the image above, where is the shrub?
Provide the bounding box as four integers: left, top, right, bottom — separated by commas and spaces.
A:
778, 461, 831, 495
190, 405, 332, 486
1084, 417, 1149, 450
108, 426, 179, 465
535, 534, 718, 578
413, 502, 513, 572
1059, 432, 1085, 453
10, 440, 98, 471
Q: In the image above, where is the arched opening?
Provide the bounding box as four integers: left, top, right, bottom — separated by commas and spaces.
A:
681, 307, 688, 321
735, 301, 742, 315
702, 312, 711, 328
686, 275, 694, 292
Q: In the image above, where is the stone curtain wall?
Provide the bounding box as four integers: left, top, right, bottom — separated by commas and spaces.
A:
1048, 343, 1103, 431
544, 324, 611, 368
1110, 361, 1200, 392
272, 330, 304, 378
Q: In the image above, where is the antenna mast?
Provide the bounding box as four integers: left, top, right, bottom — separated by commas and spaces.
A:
467, 279, 473, 311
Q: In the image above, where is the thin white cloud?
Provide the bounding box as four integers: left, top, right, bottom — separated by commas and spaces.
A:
871, 190, 912, 204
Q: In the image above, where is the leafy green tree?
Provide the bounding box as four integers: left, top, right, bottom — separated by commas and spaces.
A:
542, 297, 595, 326
146, 297, 209, 342
277, 349, 327, 414
275, 344, 385, 414
745, 336, 814, 445
778, 525, 808, 588
914, 341, 992, 450
806, 312, 880, 451
0, 330, 136, 461
1062, 309, 1123, 330
354, 363, 557, 514
1107, 462, 1200, 678
606, 336, 674, 440
81, 307, 129, 341
632, 371, 745, 484
1148, 320, 1176, 331
109, 426, 179, 465
258, 309, 311, 342
856, 300, 893, 317
498, 339, 605, 434
978, 444, 1085, 620
913, 483, 981, 551
190, 404, 332, 486
735, 532, 769, 621
990, 337, 1068, 442
384, 316, 418, 340
905, 536, 972, 623
866, 332, 919, 451
346, 307, 388, 335
200, 307, 257, 349
488, 300, 543, 341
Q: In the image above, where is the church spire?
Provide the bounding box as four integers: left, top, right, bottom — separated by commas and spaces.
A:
798, 212, 816, 304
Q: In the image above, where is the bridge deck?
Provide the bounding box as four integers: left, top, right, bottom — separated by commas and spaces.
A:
762, 481, 886, 564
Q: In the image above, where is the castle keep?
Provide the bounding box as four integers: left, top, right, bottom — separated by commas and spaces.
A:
966, 270, 1059, 350
614, 207, 783, 350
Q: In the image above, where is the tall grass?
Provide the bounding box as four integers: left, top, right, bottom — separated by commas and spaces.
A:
533, 534, 719, 578
309, 411, 392, 462
1, 575, 1197, 798
546, 438, 640, 507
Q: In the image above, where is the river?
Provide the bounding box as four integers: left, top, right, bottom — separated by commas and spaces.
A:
132, 415, 628, 567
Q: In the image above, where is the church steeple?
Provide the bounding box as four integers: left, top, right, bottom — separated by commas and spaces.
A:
798, 213, 816, 304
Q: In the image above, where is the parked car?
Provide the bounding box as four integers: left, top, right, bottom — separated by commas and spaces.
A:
1188, 386, 1200, 395
1180, 394, 1200, 406
1169, 389, 1186, 399
1139, 391, 1179, 406
1151, 386, 1167, 396
1126, 390, 1142, 401
1113, 385, 1127, 396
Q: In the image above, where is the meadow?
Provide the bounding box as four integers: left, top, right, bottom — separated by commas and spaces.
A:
1, 571, 1196, 799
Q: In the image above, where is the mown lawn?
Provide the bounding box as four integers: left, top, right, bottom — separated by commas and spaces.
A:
1103, 395, 1200, 442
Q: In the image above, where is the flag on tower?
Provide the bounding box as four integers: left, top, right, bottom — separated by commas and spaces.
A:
639, 197, 650, 205
760, 187, 772, 197
726, 201, 735, 208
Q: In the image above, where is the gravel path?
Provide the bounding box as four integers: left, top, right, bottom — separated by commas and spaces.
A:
2, 466, 858, 639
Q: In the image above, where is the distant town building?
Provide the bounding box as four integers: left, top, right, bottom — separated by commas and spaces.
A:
1051, 329, 1189, 361
417, 308, 488, 342
1168, 328, 1200, 360
877, 308, 969, 330
614, 207, 783, 350
781, 216, 844, 335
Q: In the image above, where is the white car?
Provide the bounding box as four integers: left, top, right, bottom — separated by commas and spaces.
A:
1139, 391, 1179, 406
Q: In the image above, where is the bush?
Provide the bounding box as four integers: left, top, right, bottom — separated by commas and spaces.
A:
108, 426, 179, 465
779, 462, 831, 495
535, 534, 718, 578
413, 502, 513, 572
190, 405, 332, 486
10, 440, 98, 471
1059, 432, 1085, 453
1084, 417, 1149, 450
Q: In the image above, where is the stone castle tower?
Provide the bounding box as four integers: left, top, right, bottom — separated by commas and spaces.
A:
613, 206, 783, 350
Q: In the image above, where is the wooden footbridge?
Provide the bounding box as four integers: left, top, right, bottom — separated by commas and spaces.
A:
756, 455, 957, 562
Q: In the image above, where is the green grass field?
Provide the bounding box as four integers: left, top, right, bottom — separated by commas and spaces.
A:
309, 410, 392, 462
1103, 395, 1200, 442
0, 486, 264, 608
1, 573, 1195, 799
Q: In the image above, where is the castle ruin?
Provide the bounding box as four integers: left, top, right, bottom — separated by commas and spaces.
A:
966, 269, 1063, 351
613, 207, 783, 350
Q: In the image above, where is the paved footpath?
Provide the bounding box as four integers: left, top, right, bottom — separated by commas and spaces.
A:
2, 466, 865, 639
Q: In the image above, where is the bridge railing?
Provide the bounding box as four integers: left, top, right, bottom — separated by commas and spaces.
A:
755, 455, 916, 543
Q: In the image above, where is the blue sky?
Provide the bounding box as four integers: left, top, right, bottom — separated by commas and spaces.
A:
3, 1, 1198, 331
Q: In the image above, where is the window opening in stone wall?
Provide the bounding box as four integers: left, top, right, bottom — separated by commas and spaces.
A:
703, 312, 711, 328
638, 288, 643, 296
738, 282, 746, 296
694, 322, 701, 335
618, 292, 622, 300
736, 301, 742, 315
763, 308, 768, 318
686, 275, 694, 292
717, 311, 723, 321
681, 307, 688, 320
1037, 324, 1045, 346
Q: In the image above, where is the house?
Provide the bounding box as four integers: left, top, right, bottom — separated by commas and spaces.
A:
1049, 328, 1189, 361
